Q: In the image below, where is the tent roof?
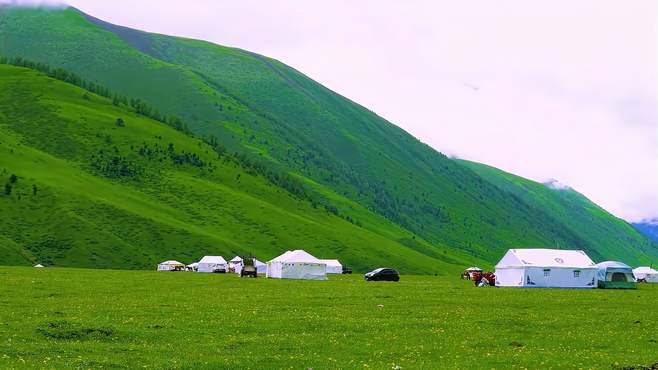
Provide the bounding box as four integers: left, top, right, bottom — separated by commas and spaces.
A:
230, 256, 243, 262
465, 267, 483, 271
254, 259, 266, 267
199, 256, 227, 264
495, 249, 595, 268
34, 264, 44, 268
268, 251, 292, 263
187, 262, 199, 267
271, 250, 323, 264
633, 266, 658, 274
159, 260, 184, 266
596, 261, 632, 270
319, 259, 342, 267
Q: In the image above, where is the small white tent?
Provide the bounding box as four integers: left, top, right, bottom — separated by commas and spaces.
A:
267, 250, 327, 280
34, 264, 44, 268
633, 266, 658, 283
254, 259, 267, 274
229, 256, 243, 272
197, 256, 228, 273
495, 249, 596, 288
320, 259, 343, 274
157, 260, 185, 271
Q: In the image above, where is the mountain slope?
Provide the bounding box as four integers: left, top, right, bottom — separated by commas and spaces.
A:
0, 64, 484, 272
459, 160, 658, 265
1, 6, 656, 267
632, 220, 658, 244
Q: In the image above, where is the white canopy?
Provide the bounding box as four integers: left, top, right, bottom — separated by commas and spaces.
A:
633, 266, 658, 282
495, 249, 596, 288
197, 256, 228, 273
34, 264, 44, 268
320, 259, 343, 274
465, 266, 483, 272
267, 250, 327, 280
157, 260, 185, 271
230, 256, 243, 263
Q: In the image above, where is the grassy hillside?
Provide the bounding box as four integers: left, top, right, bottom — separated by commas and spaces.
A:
1, 266, 657, 369
460, 160, 658, 265
1, 6, 656, 268
0, 64, 486, 272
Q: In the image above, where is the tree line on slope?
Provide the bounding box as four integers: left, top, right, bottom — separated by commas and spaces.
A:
0, 56, 364, 228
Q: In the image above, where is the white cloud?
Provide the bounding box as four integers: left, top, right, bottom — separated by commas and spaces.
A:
0, 0, 66, 7
63, 0, 658, 221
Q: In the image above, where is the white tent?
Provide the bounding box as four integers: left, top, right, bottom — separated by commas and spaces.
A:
229, 256, 243, 272
267, 250, 327, 280
197, 256, 228, 273
254, 259, 267, 274
34, 264, 44, 268
633, 266, 658, 283
495, 249, 596, 288
187, 262, 199, 271
157, 260, 185, 271
596, 261, 636, 289
320, 259, 343, 274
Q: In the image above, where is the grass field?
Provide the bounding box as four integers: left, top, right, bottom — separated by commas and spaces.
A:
0, 267, 656, 369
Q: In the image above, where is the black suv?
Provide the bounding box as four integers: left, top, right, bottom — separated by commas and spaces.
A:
364, 268, 400, 282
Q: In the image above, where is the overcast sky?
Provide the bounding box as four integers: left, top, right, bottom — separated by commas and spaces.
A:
12, 0, 658, 222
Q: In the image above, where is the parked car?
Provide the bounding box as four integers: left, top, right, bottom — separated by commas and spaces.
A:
364, 268, 399, 282
342, 266, 353, 274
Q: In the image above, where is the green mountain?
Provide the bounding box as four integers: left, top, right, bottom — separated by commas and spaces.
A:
0, 64, 480, 272
459, 160, 658, 264
1, 5, 656, 269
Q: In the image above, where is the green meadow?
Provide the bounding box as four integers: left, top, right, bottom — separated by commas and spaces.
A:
0, 267, 656, 369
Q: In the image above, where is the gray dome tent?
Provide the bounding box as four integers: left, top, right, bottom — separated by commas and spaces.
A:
596, 261, 636, 289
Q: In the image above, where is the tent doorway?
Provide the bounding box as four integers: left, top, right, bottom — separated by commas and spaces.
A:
611, 272, 627, 282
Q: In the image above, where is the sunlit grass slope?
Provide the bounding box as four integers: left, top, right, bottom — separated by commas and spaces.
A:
0, 64, 484, 272
1, 6, 656, 266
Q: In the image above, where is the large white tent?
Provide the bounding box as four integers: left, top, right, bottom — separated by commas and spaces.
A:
320, 259, 343, 274
495, 249, 596, 288
267, 250, 327, 280
197, 256, 228, 273
157, 260, 185, 271
633, 266, 658, 283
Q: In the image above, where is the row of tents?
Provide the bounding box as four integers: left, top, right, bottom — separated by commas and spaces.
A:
472, 248, 658, 288
157, 250, 344, 280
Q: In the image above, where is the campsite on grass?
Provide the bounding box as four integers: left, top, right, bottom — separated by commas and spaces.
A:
1, 266, 656, 369
1, 1, 657, 369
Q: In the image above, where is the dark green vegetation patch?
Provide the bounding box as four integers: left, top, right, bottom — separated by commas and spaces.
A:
37, 320, 115, 341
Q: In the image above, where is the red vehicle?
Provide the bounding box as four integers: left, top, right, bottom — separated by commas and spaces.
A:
472, 271, 496, 286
